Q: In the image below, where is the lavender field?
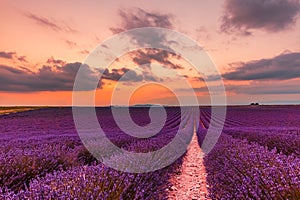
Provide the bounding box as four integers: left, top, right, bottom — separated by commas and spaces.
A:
0, 106, 300, 199
198, 106, 300, 199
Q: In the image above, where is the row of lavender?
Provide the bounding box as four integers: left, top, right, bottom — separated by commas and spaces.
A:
198, 106, 300, 199
0, 107, 193, 199
200, 106, 300, 156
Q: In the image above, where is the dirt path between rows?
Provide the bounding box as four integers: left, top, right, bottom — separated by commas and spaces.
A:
167, 133, 210, 199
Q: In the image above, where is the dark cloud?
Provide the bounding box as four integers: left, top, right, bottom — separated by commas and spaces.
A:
189, 75, 222, 82
17, 56, 27, 62
0, 51, 27, 62
102, 67, 162, 82
206, 75, 222, 82
177, 74, 221, 83
0, 51, 15, 59
110, 9, 184, 72
0, 53, 165, 92
226, 83, 300, 94
178, 81, 300, 95
0, 62, 100, 92
24, 12, 77, 33
110, 7, 175, 50
110, 7, 173, 34
131, 49, 183, 69
221, 0, 300, 35
223, 52, 300, 80
46, 57, 66, 65
103, 68, 142, 82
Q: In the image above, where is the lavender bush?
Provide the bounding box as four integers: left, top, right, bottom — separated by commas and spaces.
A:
0, 107, 188, 198
198, 106, 300, 199
200, 134, 300, 199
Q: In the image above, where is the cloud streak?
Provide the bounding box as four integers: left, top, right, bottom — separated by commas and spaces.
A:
24, 12, 77, 33
178, 81, 300, 95
226, 82, 300, 95
221, 0, 300, 35
223, 52, 300, 80
0, 51, 15, 59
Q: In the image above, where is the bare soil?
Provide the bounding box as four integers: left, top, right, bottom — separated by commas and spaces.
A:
167, 134, 210, 199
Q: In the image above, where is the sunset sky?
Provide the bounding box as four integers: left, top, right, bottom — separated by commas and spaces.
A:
1, 0, 300, 105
